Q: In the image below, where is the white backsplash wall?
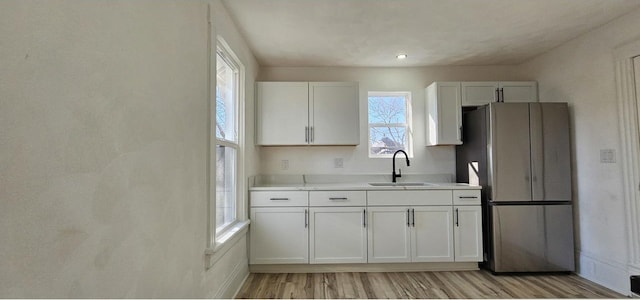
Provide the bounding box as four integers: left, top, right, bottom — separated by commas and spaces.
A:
257, 66, 526, 175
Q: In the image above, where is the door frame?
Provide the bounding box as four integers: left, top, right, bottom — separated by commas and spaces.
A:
614, 39, 640, 273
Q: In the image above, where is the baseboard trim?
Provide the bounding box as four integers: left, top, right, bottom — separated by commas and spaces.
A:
231, 270, 250, 299
577, 251, 630, 296
214, 258, 249, 299
249, 262, 479, 273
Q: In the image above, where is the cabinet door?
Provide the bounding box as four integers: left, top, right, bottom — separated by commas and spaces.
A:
367, 207, 411, 263
461, 82, 499, 106
250, 207, 308, 264
499, 81, 537, 102
426, 82, 462, 145
309, 82, 359, 145
256, 82, 309, 145
309, 207, 367, 264
454, 206, 483, 262
411, 206, 454, 262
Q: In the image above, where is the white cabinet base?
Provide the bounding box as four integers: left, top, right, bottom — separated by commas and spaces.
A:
249, 262, 479, 273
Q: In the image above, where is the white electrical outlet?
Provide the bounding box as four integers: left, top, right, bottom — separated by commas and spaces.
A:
600, 149, 616, 163
281, 159, 289, 170
334, 158, 344, 168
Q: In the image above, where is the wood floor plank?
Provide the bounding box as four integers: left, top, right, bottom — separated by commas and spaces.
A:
236, 270, 624, 299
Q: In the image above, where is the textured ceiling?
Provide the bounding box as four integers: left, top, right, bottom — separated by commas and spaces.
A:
222, 0, 640, 67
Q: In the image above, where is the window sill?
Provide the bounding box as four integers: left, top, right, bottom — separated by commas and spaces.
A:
205, 220, 250, 261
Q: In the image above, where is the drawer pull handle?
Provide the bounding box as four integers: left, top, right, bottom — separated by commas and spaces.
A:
329, 197, 348, 201
459, 196, 478, 199
269, 198, 289, 201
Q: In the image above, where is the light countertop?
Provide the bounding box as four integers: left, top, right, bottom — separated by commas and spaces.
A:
249, 174, 481, 191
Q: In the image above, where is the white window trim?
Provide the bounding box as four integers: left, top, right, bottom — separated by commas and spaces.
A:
206, 33, 248, 260
367, 91, 414, 158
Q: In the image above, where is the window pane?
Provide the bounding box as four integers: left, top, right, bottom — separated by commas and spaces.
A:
216, 145, 236, 232
216, 53, 237, 142
368, 95, 406, 124
370, 126, 407, 155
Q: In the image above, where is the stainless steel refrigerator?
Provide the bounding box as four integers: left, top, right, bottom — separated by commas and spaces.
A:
456, 102, 575, 273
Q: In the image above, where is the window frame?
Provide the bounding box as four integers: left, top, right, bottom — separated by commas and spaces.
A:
367, 91, 413, 158
208, 35, 247, 251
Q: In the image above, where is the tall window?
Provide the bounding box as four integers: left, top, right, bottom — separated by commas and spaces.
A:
368, 91, 412, 157
215, 45, 240, 234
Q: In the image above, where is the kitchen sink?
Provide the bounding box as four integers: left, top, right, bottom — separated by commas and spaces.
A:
368, 182, 435, 187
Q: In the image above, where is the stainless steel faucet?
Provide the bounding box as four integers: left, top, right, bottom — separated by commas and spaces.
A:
392, 150, 410, 183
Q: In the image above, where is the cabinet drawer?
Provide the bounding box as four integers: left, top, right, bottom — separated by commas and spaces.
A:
309, 191, 366, 206
453, 190, 481, 205
251, 191, 308, 207
367, 190, 452, 206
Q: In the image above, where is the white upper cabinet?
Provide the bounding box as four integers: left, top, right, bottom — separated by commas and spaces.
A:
256, 81, 360, 146
256, 82, 309, 145
461, 82, 500, 106
500, 81, 538, 103
309, 82, 360, 145
426, 82, 462, 146
461, 81, 537, 106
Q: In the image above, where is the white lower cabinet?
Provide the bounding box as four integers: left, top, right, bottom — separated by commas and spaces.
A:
250, 189, 483, 266
309, 207, 367, 264
249, 207, 309, 264
453, 205, 483, 262
367, 207, 412, 263
412, 206, 455, 262
368, 206, 454, 263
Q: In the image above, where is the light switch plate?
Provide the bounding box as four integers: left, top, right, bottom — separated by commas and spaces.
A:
281, 159, 289, 170
600, 149, 616, 163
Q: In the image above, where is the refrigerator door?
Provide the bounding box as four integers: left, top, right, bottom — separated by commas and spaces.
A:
489, 204, 575, 272
489, 103, 532, 202
530, 103, 572, 201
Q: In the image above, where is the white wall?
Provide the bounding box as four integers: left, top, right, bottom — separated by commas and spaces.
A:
0, 0, 258, 297
518, 7, 640, 295
258, 66, 524, 176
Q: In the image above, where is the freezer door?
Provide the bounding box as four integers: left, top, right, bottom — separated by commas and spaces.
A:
530, 103, 572, 201
489, 204, 575, 272
489, 103, 532, 202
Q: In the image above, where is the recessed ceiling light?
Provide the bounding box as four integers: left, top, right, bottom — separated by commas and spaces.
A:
396, 54, 408, 59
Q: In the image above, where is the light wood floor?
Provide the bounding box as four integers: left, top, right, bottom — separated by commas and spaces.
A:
236, 270, 623, 299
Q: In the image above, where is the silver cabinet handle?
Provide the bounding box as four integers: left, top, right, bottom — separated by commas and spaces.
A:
310, 126, 314, 143
407, 209, 410, 227
305, 126, 309, 142
459, 196, 478, 199
495, 88, 499, 102
455, 208, 459, 227
269, 198, 289, 201
411, 208, 415, 227
500, 88, 504, 102
363, 209, 366, 227
304, 209, 308, 228
329, 197, 348, 201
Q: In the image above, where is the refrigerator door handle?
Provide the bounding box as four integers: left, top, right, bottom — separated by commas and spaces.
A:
529, 103, 544, 200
